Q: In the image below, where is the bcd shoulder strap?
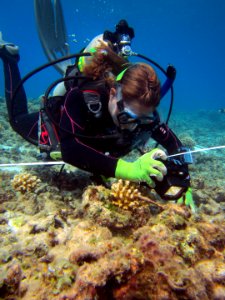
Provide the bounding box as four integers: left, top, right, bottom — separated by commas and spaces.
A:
64, 65, 81, 91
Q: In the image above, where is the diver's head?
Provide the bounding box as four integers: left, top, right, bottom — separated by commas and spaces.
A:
103, 19, 135, 56
108, 63, 160, 130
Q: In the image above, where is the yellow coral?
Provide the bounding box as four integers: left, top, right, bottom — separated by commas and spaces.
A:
110, 179, 163, 211
11, 172, 41, 194
110, 180, 141, 210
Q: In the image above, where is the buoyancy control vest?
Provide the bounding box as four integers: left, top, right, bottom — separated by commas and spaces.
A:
38, 64, 112, 159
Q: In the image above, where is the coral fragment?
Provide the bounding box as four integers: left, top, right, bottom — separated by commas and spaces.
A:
110, 179, 163, 211
11, 172, 41, 193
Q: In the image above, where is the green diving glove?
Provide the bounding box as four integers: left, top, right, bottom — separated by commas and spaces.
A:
177, 187, 197, 213
115, 148, 167, 187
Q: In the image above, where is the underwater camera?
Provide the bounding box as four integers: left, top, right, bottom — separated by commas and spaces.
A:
152, 148, 193, 200
153, 159, 191, 200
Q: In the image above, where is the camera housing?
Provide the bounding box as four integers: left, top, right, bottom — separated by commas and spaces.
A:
153, 159, 191, 200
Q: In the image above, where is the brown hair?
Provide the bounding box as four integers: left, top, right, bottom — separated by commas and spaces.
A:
82, 41, 128, 80
83, 44, 160, 107
119, 63, 161, 107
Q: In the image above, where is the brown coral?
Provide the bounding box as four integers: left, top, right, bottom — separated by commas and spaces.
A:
110, 179, 163, 211
11, 172, 41, 194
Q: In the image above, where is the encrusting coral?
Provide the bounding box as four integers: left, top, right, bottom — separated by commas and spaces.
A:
80, 182, 163, 231
11, 172, 41, 194
1, 175, 225, 300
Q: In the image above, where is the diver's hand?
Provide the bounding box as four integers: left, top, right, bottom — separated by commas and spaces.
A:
166, 65, 176, 81
177, 187, 197, 213
115, 148, 167, 187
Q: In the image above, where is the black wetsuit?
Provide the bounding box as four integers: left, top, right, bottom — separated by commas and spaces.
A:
1, 54, 183, 178
1, 53, 39, 145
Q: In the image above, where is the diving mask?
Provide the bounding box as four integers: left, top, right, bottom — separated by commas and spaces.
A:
116, 85, 157, 127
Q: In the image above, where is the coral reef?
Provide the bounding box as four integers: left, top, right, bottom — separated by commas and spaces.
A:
11, 172, 41, 194
1, 178, 225, 299
217, 134, 225, 145
0, 100, 225, 299
179, 133, 196, 149
110, 179, 143, 210
110, 179, 164, 211
81, 184, 157, 231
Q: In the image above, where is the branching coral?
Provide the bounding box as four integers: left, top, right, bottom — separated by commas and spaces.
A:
11, 172, 41, 194
110, 179, 163, 211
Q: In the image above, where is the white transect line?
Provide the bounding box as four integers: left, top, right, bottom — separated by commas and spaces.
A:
168, 145, 225, 158
0, 161, 65, 167
0, 145, 224, 168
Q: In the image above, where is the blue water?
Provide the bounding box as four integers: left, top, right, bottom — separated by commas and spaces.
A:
0, 0, 225, 111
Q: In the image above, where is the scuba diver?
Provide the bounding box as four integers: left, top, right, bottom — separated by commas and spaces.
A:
0, 1, 195, 209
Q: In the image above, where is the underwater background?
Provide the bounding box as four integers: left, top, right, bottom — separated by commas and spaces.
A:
0, 1, 225, 299
0, 0, 225, 111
